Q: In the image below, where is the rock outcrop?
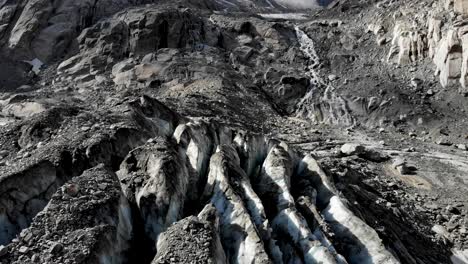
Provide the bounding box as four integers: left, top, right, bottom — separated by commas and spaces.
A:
380, 0, 468, 94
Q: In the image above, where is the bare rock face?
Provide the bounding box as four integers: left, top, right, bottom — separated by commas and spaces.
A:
433, 30, 463, 88
5, 0, 158, 62
56, 7, 223, 79
376, 0, 468, 94
0, 165, 133, 264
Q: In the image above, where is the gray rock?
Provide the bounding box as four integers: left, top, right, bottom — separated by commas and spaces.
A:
341, 143, 366, 156
49, 243, 63, 255
456, 144, 467, 150
392, 158, 406, 169
31, 254, 39, 262
393, 158, 411, 175
18, 246, 28, 254
63, 184, 79, 197
437, 138, 453, 146
231, 46, 254, 63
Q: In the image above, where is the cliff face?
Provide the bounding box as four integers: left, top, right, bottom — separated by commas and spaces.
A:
0, 0, 467, 264
381, 0, 468, 94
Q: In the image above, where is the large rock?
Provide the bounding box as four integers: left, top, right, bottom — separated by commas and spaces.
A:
428, 16, 443, 58
340, 143, 366, 156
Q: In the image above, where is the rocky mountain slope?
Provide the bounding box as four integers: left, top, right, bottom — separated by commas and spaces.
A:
0, 0, 467, 263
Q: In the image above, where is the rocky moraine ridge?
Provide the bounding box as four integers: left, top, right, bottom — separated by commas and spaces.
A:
0, 0, 468, 263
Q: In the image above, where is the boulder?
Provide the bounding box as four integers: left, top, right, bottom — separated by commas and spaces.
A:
340, 143, 366, 156
456, 144, 468, 150
392, 158, 411, 175
436, 138, 453, 146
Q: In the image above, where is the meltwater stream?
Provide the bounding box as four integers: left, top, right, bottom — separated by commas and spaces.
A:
294, 26, 355, 126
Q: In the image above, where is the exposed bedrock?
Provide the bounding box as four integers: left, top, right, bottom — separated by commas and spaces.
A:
1, 165, 133, 264
3, 0, 159, 62
57, 6, 224, 79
